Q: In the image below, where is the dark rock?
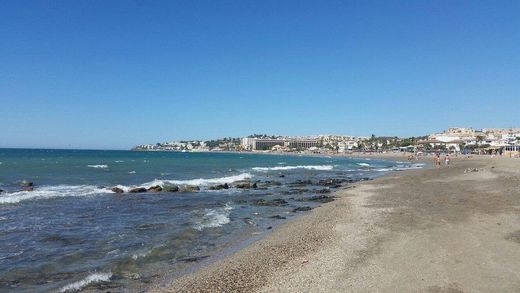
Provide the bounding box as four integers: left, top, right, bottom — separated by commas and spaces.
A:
299, 195, 335, 203
278, 174, 285, 178
111, 187, 125, 193
177, 255, 210, 263
179, 185, 200, 192
289, 179, 313, 186
147, 185, 163, 192
252, 183, 258, 188
292, 206, 313, 212
260, 181, 282, 188
317, 178, 347, 186
316, 188, 331, 194
0, 189, 3, 193
269, 215, 286, 220
209, 183, 230, 190
267, 226, 272, 230
254, 198, 288, 206
20, 181, 33, 187
163, 185, 179, 192
129, 187, 147, 193
236, 183, 252, 189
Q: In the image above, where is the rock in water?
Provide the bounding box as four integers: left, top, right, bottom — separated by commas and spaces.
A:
147, 185, 163, 192
299, 195, 335, 203
129, 187, 147, 193
236, 183, 252, 189
292, 206, 313, 212
254, 199, 288, 206
177, 255, 210, 263
20, 180, 33, 187
269, 215, 286, 220
163, 185, 179, 192
179, 185, 200, 192
111, 187, 125, 193
209, 183, 229, 190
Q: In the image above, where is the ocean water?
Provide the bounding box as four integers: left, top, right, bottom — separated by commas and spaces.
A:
0, 149, 423, 292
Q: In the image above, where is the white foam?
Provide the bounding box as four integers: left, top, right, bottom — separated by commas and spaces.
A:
112, 173, 252, 192
59, 272, 112, 292
128, 171, 136, 174
114, 160, 124, 163
357, 163, 371, 167
252, 165, 333, 171
194, 204, 233, 231
0, 185, 112, 204
148, 173, 251, 188
87, 164, 108, 169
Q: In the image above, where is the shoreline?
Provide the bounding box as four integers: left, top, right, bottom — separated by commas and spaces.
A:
151, 155, 520, 292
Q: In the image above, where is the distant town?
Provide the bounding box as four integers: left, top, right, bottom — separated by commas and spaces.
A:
132, 127, 520, 157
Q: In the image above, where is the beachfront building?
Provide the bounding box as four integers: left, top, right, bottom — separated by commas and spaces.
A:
287, 138, 319, 149
503, 145, 520, 158
241, 136, 322, 151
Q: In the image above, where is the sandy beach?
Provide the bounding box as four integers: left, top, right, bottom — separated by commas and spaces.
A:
152, 156, 520, 292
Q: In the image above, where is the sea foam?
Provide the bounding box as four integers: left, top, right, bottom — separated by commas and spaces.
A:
0, 185, 112, 204
356, 163, 371, 167
144, 173, 251, 189
252, 165, 333, 171
87, 164, 108, 169
194, 204, 233, 231
59, 272, 112, 292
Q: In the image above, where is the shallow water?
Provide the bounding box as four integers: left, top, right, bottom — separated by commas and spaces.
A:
0, 149, 423, 292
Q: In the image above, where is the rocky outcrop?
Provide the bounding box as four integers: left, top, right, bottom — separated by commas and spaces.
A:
179, 185, 200, 192
209, 183, 229, 190
129, 187, 147, 193
147, 185, 163, 192
269, 215, 286, 220
289, 179, 313, 187
234, 181, 257, 189
111, 187, 125, 193
163, 185, 180, 192
254, 198, 288, 206
316, 188, 331, 194
20, 180, 33, 187
298, 195, 335, 203
292, 206, 313, 212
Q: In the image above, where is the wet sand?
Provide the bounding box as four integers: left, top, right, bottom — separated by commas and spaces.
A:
152, 156, 520, 292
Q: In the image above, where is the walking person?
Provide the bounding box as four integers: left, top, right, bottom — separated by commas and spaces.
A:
445, 154, 450, 168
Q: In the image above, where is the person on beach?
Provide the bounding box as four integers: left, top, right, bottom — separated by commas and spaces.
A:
435, 154, 441, 168
445, 154, 450, 168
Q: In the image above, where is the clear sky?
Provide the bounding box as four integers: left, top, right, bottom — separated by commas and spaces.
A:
1, 0, 519, 149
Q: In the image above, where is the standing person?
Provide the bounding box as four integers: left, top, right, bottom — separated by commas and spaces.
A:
445, 154, 450, 168
435, 153, 441, 168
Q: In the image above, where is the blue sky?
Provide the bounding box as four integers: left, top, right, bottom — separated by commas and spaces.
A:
1, 0, 519, 149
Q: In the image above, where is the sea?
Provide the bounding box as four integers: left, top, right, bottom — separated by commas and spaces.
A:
0, 149, 424, 292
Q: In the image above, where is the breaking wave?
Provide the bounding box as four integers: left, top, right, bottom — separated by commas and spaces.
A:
137, 173, 252, 190
0, 185, 112, 204
356, 163, 371, 167
194, 204, 233, 231
0, 174, 253, 204
252, 165, 333, 171
59, 272, 112, 292
87, 165, 108, 169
